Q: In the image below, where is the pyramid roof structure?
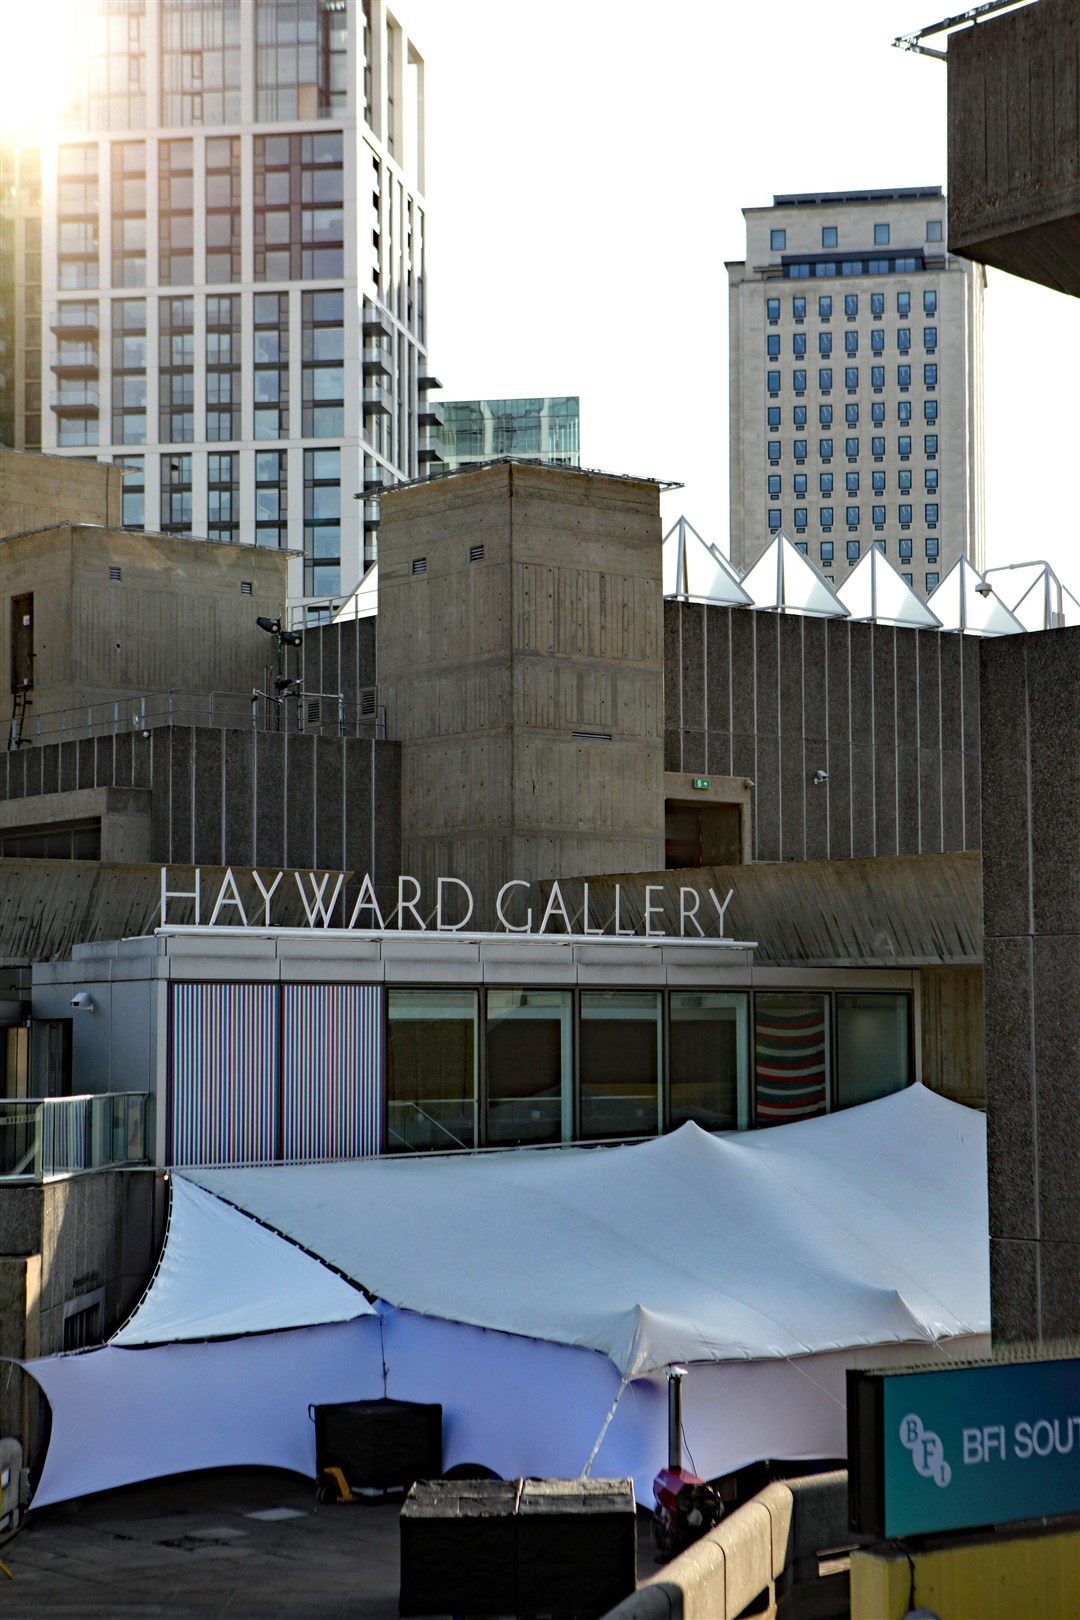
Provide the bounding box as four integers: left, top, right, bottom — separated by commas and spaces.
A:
662, 517, 751, 606
331, 562, 378, 622
982, 561, 1080, 631
926, 558, 1025, 636
741, 532, 849, 618
837, 544, 942, 629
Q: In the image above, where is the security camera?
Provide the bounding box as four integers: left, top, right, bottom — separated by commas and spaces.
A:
743, 778, 755, 789
70, 992, 95, 1012
974, 581, 993, 598
813, 768, 828, 786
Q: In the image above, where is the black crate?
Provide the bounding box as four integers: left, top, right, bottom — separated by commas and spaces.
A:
312, 1398, 442, 1492
517, 1479, 637, 1620
400, 1479, 520, 1617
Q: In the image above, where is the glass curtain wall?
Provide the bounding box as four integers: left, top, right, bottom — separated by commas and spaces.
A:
836, 993, 911, 1107
669, 992, 748, 1131
485, 989, 571, 1148
386, 988, 477, 1153
579, 991, 662, 1140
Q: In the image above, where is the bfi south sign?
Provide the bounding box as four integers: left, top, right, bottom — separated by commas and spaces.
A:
158, 868, 739, 940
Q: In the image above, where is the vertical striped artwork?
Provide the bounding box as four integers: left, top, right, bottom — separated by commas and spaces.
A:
170, 984, 278, 1166
282, 985, 382, 1160
754, 999, 828, 1123
42, 1098, 89, 1173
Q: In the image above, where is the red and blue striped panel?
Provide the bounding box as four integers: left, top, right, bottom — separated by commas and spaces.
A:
170, 983, 278, 1166
754, 1004, 827, 1122
282, 985, 382, 1161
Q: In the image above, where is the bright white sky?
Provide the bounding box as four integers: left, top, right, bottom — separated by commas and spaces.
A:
408, 0, 1078, 595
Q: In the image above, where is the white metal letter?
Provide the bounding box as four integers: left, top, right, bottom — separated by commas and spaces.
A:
251, 869, 283, 926
644, 884, 667, 937
160, 866, 201, 927
436, 877, 474, 931
396, 875, 426, 931
582, 882, 604, 936
538, 881, 572, 935
613, 883, 634, 936
708, 886, 735, 939
347, 872, 385, 930
495, 880, 533, 933
209, 868, 248, 927
679, 887, 704, 938
294, 870, 345, 928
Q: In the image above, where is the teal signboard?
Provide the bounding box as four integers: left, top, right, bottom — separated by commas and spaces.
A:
849, 1358, 1080, 1538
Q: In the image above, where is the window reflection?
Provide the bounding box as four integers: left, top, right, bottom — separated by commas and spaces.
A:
486, 990, 571, 1147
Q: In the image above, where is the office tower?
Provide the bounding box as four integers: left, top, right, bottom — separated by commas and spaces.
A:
436, 396, 581, 475
0, 138, 43, 451
38, 0, 434, 616
728, 189, 985, 597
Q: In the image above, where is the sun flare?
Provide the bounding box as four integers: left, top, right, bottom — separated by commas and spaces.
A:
0, 0, 84, 138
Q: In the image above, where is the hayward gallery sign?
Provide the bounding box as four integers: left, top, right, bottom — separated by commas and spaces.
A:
159, 867, 738, 941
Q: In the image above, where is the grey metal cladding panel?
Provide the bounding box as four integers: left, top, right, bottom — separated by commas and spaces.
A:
941, 748, 965, 851
320, 624, 340, 707
894, 628, 918, 748
253, 729, 286, 868
314, 736, 345, 872
777, 614, 803, 740
1034, 932, 1080, 1244
1039, 1241, 1080, 1342
961, 633, 981, 752
850, 742, 875, 858
801, 616, 826, 735
113, 731, 131, 790
59, 739, 77, 793
803, 740, 829, 861
754, 735, 780, 861
336, 618, 358, 703
848, 626, 873, 749
964, 742, 982, 853
150, 728, 170, 861
223, 727, 255, 867
77, 737, 96, 791
754, 612, 780, 738
0, 752, 7, 801
729, 608, 757, 734
874, 747, 898, 857
681, 731, 706, 775
373, 742, 402, 888
39, 742, 59, 795
663, 728, 682, 773
284, 731, 316, 870
343, 735, 373, 876
917, 631, 942, 754
706, 731, 733, 777
704, 606, 732, 738
872, 627, 897, 748
6, 748, 26, 800
168, 727, 194, 864
94, 735, 114, 790
358, 617, 377, 689
680, 602, 705, 733
1026, 628, 1080, 938
663, 598, 682, 741
731, 732, 756, 786
192, 729, 224, 866
979, 638, 1031, 939
896, 747, 920, 857
779, 740, 804, 861
984, 935, 1037, 1241
301, 624, 322, 696
825, 739, 852, 860
918, 748, 943, 855
132, 733, 152, 790
825, 620, 850, 742
938, 631, 963, 752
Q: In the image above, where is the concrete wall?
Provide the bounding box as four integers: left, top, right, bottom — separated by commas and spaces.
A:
980, 627, 1080, 1345
948, 0, 1080, 297
0, 1168, 163, 1467
665, 600, 981, 863
297, 613, 378, 710
377, 463, 665, 924
919, 964, 985, 1109
0, 724, 401, 885
0, 523, 289, 719
0, 448, 124, 537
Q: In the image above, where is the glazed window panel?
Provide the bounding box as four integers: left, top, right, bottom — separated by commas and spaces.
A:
753, 992, 830, 1126
669, 992, 749, 1132
579, 991, 661, 1141
486, 989, 572, 1148
386, 988, 477, 1153
836, 993, 911, 1108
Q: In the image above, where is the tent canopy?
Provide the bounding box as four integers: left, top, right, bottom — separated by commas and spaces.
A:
113, 1174, 374, 1346
189, 1085, 988, 1379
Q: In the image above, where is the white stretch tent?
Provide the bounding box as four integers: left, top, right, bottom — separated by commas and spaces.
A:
22, 1087, 990, 1507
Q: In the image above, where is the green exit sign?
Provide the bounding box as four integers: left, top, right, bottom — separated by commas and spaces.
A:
692, 778, 710, 790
